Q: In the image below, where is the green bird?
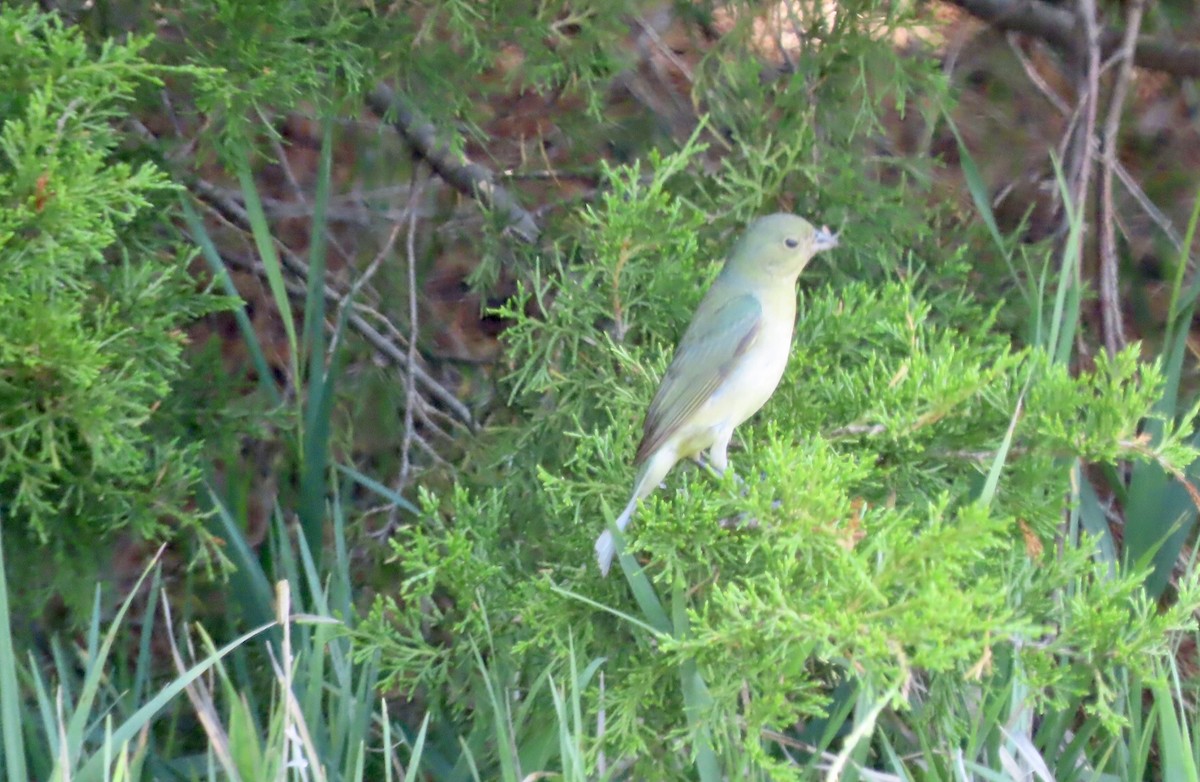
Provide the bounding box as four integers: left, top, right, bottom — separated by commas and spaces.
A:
596, 213, 838, 575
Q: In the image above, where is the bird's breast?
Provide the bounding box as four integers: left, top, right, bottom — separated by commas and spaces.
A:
708, 314, 795, 428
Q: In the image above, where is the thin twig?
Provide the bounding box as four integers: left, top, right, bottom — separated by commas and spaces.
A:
328, 219, 405, 363
190, 178, 477, 430
1113, 161, 1184, 253
260, 111, 355, 266
161, 593, 239, 775
762, 729, 904, 782
127, 116, 470, 470
265, 124, 307, 198
773, 1, 797, 74
1068, 0, 1101, 218
345, 301, 466, 439
217, 246, 457, 462
634, 12, 695, 83
192, 172, 458, 433
1006, 33, 1072, 116
497, 167, 604, 181
157, 89, 202, 164
398, 173, 425, 491
1005, 33, 1185, 255
201, 183, 420, 227
1097, 0, 1146, 356
344, 309, 476, 431
615, 8, 704, 145
826, 423, 888, 438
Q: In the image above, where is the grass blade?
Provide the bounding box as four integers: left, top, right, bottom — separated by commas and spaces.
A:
0, 522, 28, 782
75, 620, 277, 782
179, 196, 280, 405
298, 111, 337, 561
1125, 189, 1200, 597
234, 146, 300, 387
672, 582, 720, 782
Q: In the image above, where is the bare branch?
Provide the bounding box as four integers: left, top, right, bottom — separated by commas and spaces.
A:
328, 216, 404, 363
366, 84, 541, 243
945, 0, 1200, 78
1004, 34, 1186, 254
1006, 33, 1072, 116
190, 177, 478, 431
1067, 0, 1100, 220
1097, 0, 1145, 356
260, 111, 355, 266
398, 174, 425, 490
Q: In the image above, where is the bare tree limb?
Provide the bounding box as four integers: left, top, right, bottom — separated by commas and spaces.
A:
1057, 0, 1100, 302
1004, 32, 1185, 254
945, 0, 1200, 78
209, 215, 465, 452
398, 172, 425, 491
189, 176, 478, 431
259, 109, 355, 266
366, 84, 541, 243
1068, 0, 1100, 212
1097, 0, 1145, 356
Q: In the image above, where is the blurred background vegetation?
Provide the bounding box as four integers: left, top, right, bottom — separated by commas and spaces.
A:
4, 0, 1200, 779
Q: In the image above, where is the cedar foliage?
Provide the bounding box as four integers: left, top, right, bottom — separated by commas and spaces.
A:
3, 0, 1200, 778
0, 9, 226, 607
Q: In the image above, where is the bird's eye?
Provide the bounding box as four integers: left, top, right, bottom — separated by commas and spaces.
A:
784, 237, 800, 249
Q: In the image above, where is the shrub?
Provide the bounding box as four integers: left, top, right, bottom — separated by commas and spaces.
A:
0, 7, 226, 612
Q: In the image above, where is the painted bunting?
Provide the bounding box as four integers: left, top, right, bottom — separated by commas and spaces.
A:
595, 213, 838, 575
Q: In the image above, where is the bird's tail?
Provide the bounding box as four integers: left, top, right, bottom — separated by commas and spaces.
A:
595, 495, 638, 576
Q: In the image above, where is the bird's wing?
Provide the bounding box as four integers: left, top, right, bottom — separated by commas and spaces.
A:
634, 292, 762, 465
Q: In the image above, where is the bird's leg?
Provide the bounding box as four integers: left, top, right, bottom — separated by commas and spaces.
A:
690, 453, 723, 477
707, 430, 744, 487
708, 432, 762, 530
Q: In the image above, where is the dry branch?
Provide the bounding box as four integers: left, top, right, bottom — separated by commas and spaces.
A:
1097, 0, 1146, 356
367, 84, 541, 243
946, 0, 1200, 78
189, 177, 478, 431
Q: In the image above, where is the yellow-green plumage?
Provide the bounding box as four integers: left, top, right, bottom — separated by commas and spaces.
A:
596, 213, 838, 575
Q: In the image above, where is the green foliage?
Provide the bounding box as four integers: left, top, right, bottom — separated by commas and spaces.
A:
359, 76, 1200, 782
74, 0, 649, 154
393, 0, 636, 119
0, 7, 226, 600
155, 0, 373, 146
4, 0, 1198, 778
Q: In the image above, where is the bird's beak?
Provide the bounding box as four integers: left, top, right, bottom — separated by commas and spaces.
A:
813, 225, 839, 251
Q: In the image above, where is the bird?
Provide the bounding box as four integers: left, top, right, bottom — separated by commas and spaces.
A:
595, 213, 838, 575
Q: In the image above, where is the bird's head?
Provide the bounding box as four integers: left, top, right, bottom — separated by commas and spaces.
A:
724, 213, 838, 281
